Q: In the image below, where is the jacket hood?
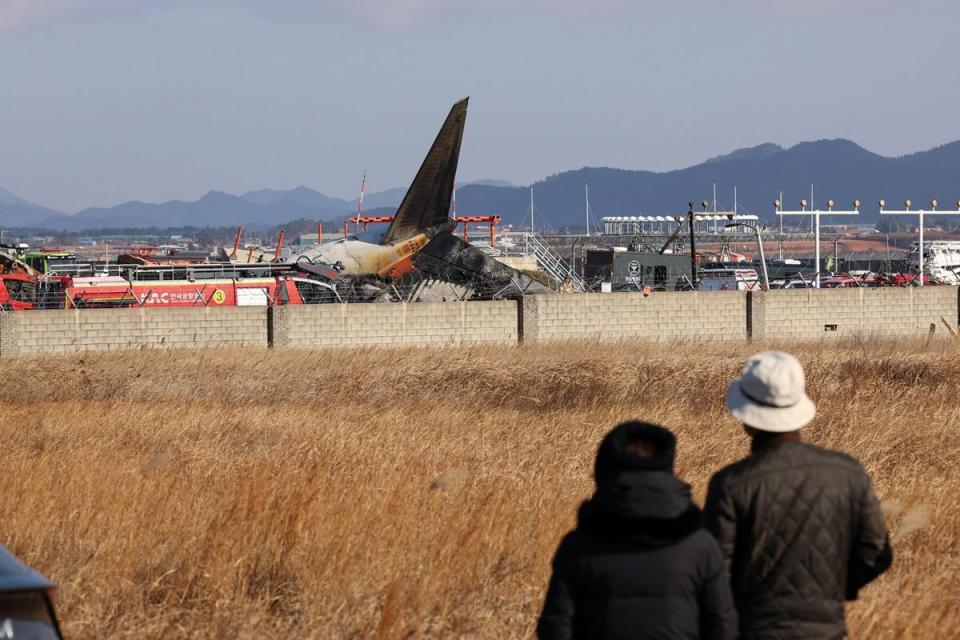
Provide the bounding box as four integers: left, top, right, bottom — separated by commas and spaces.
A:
594, 421, 676, 479
579, 471, 702, 547
581, 422, 700, 547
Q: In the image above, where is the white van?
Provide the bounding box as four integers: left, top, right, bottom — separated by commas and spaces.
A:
698, 267, 761, 291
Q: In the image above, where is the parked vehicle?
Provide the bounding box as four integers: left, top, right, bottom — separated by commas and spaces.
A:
0, 546, 63, 639
819, 274, 861, 288
698, 267, 760, 291
0, 273, 340, 310
769, 279, 811, 290
22, 251, 77, 276
0, 274, 68, 310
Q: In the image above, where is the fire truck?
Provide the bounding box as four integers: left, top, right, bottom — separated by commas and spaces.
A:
0, 271, 340, 310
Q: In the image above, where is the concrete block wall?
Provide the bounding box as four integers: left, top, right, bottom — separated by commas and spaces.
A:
0, 306, 267, 355
271, 300, 518, 348
520, 291, 748, 343
750, 287, 958, 340
0, 310, 19, 356
0, 287, 956, 356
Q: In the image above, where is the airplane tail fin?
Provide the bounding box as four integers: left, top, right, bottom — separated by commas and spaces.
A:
382, 98, 468, 244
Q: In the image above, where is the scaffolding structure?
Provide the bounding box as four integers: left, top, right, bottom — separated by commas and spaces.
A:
343, 215, 502, 247
602, 214, 759, 236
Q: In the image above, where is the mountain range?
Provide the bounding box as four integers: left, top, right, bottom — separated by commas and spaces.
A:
3, 139, 960, 232
454, 139, 960, 230
0, 180, 518, 232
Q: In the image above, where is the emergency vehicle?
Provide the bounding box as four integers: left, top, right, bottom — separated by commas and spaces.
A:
0, 273, 339, 310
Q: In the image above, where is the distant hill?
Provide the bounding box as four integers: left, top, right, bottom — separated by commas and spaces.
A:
240, 185, 351, 212
702, 143, 785, 165
466, 178, 517, 188
0, 186, 32, 207
355, 187, 407, 210
455, 139, 960, 229
5, 140, 960, 232
57, 190, 354, 232
0, 187, 67, 228
349, 180, 515, 211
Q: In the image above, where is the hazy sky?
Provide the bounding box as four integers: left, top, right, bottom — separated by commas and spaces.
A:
1, 0, 957, 212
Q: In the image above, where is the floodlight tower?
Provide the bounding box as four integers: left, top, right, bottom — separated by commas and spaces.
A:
774, 199, 860, 288
879, 199, 960, 286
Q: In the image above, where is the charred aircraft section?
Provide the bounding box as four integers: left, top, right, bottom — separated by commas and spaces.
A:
412, 232, 548, 297
279, 97, 544, 301
382, 98, 466, 244
286, 99, 469, 278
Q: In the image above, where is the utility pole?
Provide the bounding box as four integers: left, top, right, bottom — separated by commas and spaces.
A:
585, 185, 590, 235
688, 202, 698, 288
530, 186, 535, 234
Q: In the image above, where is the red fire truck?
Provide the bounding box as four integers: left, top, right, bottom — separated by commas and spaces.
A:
0, 273, 340, 310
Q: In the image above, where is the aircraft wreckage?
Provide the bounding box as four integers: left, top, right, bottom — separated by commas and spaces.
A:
221, 97, 547, 301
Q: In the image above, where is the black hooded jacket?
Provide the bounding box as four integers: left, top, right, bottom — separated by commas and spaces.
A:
537, 423, 738, 640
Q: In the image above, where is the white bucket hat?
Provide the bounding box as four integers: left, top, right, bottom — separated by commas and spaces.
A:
725, 351, 816, 432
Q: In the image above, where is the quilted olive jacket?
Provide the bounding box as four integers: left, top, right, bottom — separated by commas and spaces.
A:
704, 438, 892, 640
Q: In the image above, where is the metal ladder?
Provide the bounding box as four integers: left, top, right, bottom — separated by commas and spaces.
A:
523, 233, 586, 292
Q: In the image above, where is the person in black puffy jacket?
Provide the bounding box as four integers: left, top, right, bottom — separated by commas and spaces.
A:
537, 421, 738, 640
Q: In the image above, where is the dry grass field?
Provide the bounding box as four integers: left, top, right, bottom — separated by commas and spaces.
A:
2, 339, 958, 638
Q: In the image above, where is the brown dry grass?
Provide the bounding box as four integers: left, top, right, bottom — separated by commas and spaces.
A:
2, 338, 959, 638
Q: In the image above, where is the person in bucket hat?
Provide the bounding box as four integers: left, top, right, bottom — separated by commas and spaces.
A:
704, 351, 892, 640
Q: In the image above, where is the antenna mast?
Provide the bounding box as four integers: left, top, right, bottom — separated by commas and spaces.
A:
530, 186, 535, 233
355, 172, 366, 233
585, 185, 590, 235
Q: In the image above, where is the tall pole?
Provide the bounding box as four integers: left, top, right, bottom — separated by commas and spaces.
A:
355, 172, 366, 234
688, 203, 698, 288
713, 183, 717, 213
919, 211, 924, 285
734, 186, 738, 213
585, 185, 590, 235
530, 186, 535, 234
810, 184, 814, 233
779, 189, 784, 235
814, 211, 821, 286
886, 233, 891, 273
756, 225, 769, 290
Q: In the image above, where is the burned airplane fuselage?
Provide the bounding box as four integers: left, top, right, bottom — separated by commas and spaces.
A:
287, 98, 468, 278
292, 220, 455, 279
